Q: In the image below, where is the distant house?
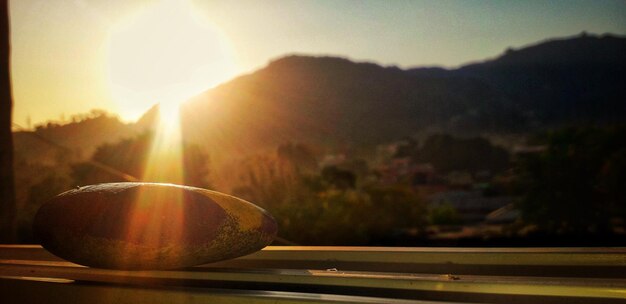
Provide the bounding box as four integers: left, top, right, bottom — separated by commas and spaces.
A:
376, 157, 438, 186
485, 204, 521, 224
320, 154, 347, 168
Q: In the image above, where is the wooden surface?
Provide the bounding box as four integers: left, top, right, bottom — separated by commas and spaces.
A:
1, 245, 625, 303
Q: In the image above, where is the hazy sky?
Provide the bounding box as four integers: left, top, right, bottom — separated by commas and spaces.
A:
9, 0, 626, 126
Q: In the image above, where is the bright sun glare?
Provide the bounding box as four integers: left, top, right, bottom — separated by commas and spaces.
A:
107, 0, 236, 123
105, 0, 236, 186
105, 1, 232, 245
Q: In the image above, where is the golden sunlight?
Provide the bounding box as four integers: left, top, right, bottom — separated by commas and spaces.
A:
141, 105, 184, 184
105, 1, 237, 249
106, 0, 236, 122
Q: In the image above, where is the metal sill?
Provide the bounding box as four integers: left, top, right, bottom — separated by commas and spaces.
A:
1, 245, 625, 303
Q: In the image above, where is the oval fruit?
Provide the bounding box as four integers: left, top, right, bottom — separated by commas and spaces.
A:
33, 183, 277, 270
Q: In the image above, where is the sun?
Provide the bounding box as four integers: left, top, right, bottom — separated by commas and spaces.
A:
107, 0, 236, 122
104, 0, 236, 185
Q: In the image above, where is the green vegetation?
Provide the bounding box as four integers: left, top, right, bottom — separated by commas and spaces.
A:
429, 203, 461, 226
396, 134, 510, 174
10, 112, 626, 245
230, 144, 427, 245
515, 125, 626, 234
71, 131, 211, 188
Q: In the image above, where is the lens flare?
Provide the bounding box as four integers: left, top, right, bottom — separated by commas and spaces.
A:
119, 102, 186, 268
142, 103, 184, 184
109, 0, 234, 264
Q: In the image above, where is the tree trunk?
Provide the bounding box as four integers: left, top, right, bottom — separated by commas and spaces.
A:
0, 0, 16, 243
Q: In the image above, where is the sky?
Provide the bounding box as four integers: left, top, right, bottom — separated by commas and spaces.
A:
9, 0, 626, 127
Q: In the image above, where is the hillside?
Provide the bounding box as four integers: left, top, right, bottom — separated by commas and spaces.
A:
13, 112, 141, 165
179, 57, 515, 155
18, 33, 626, 161
177, 33, 625, 155
410, 33, 626, 126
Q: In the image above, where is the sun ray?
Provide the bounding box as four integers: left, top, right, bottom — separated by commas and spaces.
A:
108, 0, 236, 265
119, 102, 187, 268
142, 103, 184, 184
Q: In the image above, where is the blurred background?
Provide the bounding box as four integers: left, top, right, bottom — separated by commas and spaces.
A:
1, 0, 625, 246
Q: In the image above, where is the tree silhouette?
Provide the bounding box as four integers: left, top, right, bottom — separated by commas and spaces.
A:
72, 132, 211, 188
516, 126, 626, 234
414, 134, 510, 174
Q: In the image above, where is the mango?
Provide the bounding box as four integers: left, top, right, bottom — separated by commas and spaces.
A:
33, 183, 277, 270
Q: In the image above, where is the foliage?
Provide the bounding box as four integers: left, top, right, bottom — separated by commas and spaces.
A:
269, 184, 427, 245
515, 125, 626, 234
321, 165, 356, 189
230, 148, 427, 245
13, 157, 72, 243
277, 143, 318, 172
71, 131, 211, 188
419, 134, 510, 174
429, 203, 461, 225
33, 109, 117, 131
19, 172, 71, 242
396, 134, 510, 174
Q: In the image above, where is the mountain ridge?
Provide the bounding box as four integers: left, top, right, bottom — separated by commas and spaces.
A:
176, 33, 625, 156
16, 33, 626, 163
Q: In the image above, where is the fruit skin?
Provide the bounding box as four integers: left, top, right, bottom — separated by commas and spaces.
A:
33, 183, 277, 270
